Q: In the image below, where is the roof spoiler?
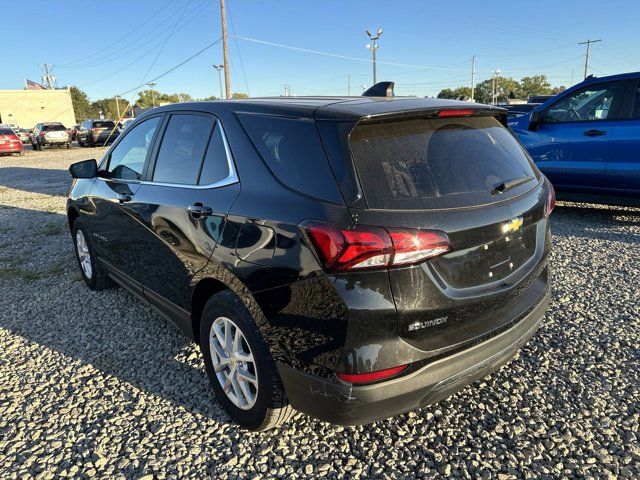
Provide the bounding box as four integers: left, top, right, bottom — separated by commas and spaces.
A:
362, 81, 395, 97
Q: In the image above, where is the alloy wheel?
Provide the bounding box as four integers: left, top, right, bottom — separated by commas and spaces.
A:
75, 230, 92, 279
209, 316, 258, 410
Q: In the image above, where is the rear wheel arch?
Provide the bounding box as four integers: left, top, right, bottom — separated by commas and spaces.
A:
67, 207, 80, 232
190, 277, 231, 343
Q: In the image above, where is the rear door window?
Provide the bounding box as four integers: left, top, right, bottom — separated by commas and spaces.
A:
349, 116, 538, 210
237, 113, 342, 203
43, 124, 66, 131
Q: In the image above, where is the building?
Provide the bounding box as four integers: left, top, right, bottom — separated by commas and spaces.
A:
0, 88, 76, 129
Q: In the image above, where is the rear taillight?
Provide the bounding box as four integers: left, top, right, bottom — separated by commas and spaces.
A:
437, 108, 476, 118
9, 134, 19, 142
301, 221, 451, 272
337, 364, 408, 384
545, 184, 556, 218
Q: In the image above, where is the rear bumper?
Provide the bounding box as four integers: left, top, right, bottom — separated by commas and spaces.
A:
42, 138, 69, 145
0, 143, 24, 153
277, 286, 550, 425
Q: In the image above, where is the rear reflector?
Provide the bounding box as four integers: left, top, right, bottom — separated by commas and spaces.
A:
301, 221, 451, 272
545, 184, 556, 218
337, 365, 408, 384
437, 108, 476, 118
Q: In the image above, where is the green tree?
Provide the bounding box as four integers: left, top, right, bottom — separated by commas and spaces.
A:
519, 75, 552, 99
437, 86, 472, 100
231, 92, 249, 99
474, 77, 520, 104
70, 86, 96, 121
91, 98, 130, 121
201, 96, 219, 101
551, 85, 566, 95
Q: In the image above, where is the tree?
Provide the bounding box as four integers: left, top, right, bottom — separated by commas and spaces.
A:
201, 96, 219, 101
551, 85, 566, 95
231, 92, 249, 99
519, 75, 552, 100
70, 86, 96, 122
91, 97, 130, 120
437, 86, 472, 100
474, 77, 520, 104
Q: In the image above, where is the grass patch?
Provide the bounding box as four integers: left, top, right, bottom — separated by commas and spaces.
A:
0, 262, 65, 282
43, 221, 64, 236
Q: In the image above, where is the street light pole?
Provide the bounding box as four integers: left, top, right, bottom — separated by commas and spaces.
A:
491, 69, 501, 105
115, 95, 121, 119
213, 64, 224, 99
366, 28, 383, 85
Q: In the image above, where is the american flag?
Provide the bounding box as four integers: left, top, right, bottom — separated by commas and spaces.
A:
25, 79, 45, 90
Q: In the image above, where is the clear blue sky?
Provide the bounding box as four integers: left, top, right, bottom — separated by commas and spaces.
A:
3, 0, 640, 101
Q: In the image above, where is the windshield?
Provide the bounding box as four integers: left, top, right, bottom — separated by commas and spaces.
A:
349, 116, 538, 210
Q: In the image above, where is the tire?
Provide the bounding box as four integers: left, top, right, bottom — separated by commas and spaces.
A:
199, 290, 294, 431
71, 218, 113, 291
78, 138, 84, 147
66, 143, 71, 149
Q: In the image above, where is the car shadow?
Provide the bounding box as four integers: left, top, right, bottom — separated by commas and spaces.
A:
0, 206, 231, 426
551, 202, 640, 244
0, 166, 72, 196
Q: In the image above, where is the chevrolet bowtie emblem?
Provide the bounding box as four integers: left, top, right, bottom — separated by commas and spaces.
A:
502, 216, 523, 234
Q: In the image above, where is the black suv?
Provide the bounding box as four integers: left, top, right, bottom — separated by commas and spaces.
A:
67, 95, 554, 430
76, 119, 119, 147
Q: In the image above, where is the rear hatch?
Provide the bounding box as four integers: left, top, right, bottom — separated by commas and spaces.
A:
344, 109, 551, 354
92, 121, 117, 139
42, 125, 67, 140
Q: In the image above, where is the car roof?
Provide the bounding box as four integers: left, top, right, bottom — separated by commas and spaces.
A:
147, 96, 503, 121
582, 71, 640, 84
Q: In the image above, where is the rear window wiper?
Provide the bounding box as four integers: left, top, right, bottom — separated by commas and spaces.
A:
491, 176, 534, 196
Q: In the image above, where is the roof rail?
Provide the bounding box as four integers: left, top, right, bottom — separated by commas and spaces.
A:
362, 81, 395, 97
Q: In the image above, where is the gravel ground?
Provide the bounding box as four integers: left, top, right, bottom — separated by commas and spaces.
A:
0, 146, 638, 479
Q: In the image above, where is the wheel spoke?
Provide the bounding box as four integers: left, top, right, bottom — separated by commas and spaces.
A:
238, 378, 254, 404
230, 375, 244, 405
236, 367, 257, 385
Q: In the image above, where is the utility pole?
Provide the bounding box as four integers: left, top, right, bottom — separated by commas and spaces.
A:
348, 75, 351, 96
579, 39, 601, 79
471, 55, 476, 102
42, 64, 56, 89
213, 64, 224, 99
219, 0, 231, 99
366, 28, 383, 85
147, 82, 157, 108
115, 95, 121, 119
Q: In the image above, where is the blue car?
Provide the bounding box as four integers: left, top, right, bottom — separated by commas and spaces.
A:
510, 72, 640, 206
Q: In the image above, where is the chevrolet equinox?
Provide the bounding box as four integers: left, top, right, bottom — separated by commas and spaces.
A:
67, 94, 554, 430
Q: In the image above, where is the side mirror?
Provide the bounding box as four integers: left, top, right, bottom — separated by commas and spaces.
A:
69, 159, 97, 179
528, 110, 543, 131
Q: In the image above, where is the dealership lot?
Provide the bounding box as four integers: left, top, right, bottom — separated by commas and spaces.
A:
0, 147, 638, 478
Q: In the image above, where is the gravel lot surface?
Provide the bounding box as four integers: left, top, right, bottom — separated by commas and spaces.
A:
0, 146, 638, 479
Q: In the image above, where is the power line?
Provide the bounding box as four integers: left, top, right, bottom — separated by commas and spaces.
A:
116, 38, 222, 97
226, 0, 250, 95
231, 35, 469, 72
57, 0, 213, 70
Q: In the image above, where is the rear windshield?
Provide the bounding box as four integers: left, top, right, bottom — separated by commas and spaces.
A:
93, 121, 115, 129
349, 116, 538, 210
43, 124, 66, 131
0, 128, 14, 135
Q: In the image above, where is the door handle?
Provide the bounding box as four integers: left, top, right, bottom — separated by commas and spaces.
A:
116, 193, 132, 203
187, 203, 213, 218
583, 129, 606, 137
